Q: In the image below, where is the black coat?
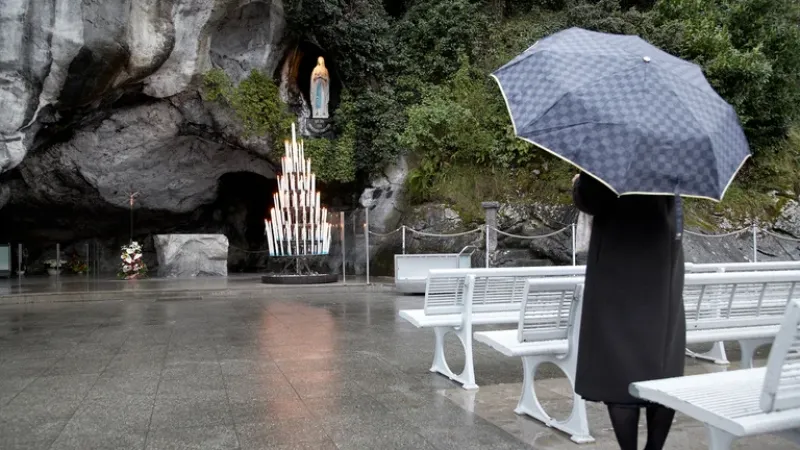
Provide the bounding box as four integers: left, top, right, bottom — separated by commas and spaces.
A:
572, 173, 686, 405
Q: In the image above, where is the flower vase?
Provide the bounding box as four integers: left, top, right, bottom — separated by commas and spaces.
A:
47, 268, 61, 276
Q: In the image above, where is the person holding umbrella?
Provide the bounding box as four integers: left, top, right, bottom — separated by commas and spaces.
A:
493, 28, 751, 449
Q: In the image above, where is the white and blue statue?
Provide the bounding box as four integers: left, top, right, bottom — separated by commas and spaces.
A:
310, 56, 330, 119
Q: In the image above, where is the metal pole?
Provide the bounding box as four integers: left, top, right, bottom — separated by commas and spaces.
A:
17, 243, 22, 277
402, 226, 406, 255
752, 224, 758, 263
340, 212, 346, 284
571, 223, 577, 266
56, 243, 60, 279
365, 207, 370, 285
485, 225, 490, 268
85, 243, 90, 276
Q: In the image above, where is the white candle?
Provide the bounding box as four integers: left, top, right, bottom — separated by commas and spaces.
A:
293, 222, 298, 256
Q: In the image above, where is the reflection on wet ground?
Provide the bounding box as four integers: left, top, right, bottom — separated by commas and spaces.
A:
0, 290, 796, 449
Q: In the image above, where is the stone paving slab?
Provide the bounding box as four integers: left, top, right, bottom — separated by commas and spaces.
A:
0, 289, 796, 449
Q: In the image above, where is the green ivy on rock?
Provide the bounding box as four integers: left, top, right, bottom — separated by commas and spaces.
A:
203, 69, 294, 144
302, 129, 357, 184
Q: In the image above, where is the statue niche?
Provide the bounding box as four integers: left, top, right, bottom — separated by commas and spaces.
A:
310, 57, 330, 119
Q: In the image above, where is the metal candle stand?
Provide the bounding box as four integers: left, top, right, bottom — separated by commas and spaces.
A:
261, 123, 337, 285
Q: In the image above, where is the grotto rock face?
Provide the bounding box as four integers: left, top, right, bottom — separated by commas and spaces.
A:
0, 0, 287, 173
13, 100, 275, 213
775, 200, 800, 239
0, 0, 288, 271
210, 1, 286, 84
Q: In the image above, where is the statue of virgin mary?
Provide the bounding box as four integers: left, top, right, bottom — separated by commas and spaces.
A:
310, 57, 330, 119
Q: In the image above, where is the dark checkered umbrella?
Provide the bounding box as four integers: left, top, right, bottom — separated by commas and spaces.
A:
493, 27, 751, 201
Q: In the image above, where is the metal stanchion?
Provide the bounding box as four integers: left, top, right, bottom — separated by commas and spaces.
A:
752, 224, 758, 263
402, 226, 406, 255
365, 208, 370, 285
56, 243, 61, 279
17, 243, 22, 277
484, 225, 490, 268
571, 223, 577, 266
340, 212, 346, 284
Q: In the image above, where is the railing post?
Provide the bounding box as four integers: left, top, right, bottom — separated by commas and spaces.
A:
401, 226, 406, 255
752, 223, 758, 263
340, 211, 346, 284
365, 207, 370, 285
571, 223, 577, 266
17, 243, 22, 277
482, 201, 500, 269
56, 243, 61, 279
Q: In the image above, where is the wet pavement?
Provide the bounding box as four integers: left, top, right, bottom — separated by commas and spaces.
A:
0, 275, 393, 305
0, 289, 797, 449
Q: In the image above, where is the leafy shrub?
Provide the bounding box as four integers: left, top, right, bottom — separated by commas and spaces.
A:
203, 69, 294, 143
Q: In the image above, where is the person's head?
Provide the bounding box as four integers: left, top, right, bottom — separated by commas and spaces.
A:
317, 56, 325, 67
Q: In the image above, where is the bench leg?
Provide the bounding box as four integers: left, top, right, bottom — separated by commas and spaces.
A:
686, 341, 729, 365
738, 337, 772, 369
514, 355, 594, 444
428, 326, 478, 390
705, 425, 735, 450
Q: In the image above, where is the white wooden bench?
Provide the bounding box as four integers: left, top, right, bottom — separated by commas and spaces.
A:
685, 261, 800, 365
474, 277, 591, 443
683, 270, 800, 369
398, 266, 585, 389
631, 297, 800, 450
394, 252, 473, 294
473, 270, 800, 444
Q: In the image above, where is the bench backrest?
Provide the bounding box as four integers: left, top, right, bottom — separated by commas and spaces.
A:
518, 277, 585, 343
424, 266, 585, 315
683, 271, 800, 331
687, 261, 800, 273
760, 299, 800, 413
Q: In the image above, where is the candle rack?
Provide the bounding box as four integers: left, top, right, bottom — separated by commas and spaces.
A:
262, 123, 337, 284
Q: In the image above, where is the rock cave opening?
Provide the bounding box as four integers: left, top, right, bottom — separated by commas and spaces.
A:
209, 172, 276, 271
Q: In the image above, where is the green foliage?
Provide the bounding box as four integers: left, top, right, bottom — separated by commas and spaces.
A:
564, 0, 656, 35
283, 0, 800, 228
478, 7, 568, 71
203, 69, 294, 142
334, 88, 405, 177
203, 68, 233, 102
394, 0, 488, 84
284, 0, 392, 85
650, 0, 800, 146
302, 131, 357, 184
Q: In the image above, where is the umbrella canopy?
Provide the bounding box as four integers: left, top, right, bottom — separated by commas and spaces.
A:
492, 27, 751, 201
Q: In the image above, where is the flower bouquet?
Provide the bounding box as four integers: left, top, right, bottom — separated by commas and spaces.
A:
68, 251, 89, 275
44, 259, 62, 276
119, 241, 148, 279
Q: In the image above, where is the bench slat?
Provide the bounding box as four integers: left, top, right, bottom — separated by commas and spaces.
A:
761, 298, 800, 412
